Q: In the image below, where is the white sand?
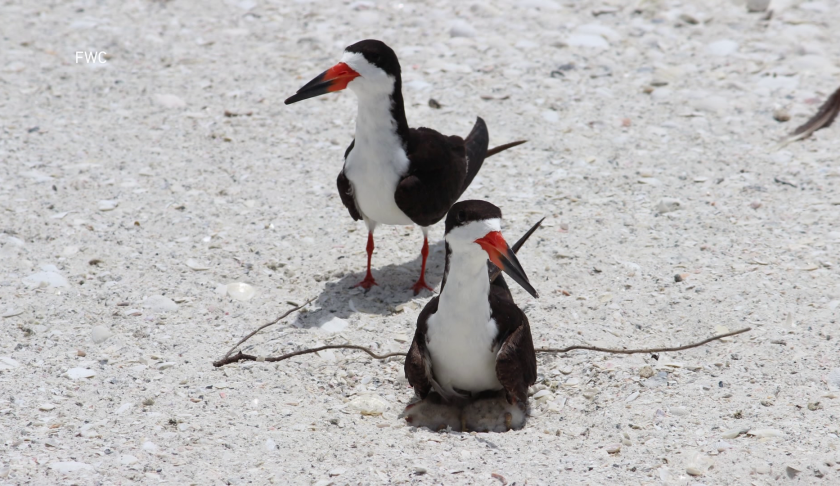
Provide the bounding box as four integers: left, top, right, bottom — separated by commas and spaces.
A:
1, 0, 839, 483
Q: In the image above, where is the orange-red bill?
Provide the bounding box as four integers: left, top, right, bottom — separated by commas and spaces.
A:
285, 62, 360, 105
475, 231, 538, 298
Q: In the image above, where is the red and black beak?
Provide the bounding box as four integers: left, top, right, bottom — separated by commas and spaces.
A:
285, 62, 360, 105
475, 231, 538, 298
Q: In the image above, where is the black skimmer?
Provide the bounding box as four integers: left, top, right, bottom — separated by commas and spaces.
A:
401, 200, 539, 432
285, 39, 525, 294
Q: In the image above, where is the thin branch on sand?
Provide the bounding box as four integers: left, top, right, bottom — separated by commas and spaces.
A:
213, 316, 750, 367
533, 327, 751, 354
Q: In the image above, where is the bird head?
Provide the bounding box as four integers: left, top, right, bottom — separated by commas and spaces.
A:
445, 200, 538, 298
285, 39, 400, 105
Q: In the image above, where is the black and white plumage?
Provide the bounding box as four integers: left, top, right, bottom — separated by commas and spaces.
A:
285, 40, 525, 294
401, 200, 539, 432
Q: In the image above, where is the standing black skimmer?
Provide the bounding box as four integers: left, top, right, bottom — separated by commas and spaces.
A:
401, 200, 539, 432
285, 39, 525, 294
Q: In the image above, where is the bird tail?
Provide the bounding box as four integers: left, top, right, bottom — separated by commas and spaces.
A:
462, 117, 526, 195
486, 140, 527, 158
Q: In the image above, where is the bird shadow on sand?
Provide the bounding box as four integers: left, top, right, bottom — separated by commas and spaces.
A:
293, 240, 446, 329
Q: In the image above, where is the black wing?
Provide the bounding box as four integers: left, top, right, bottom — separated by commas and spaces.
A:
490, 281, 537, 405
394, 128, 467, 227
404, 296, 440, 398
461, 117, 489, 193
336, 140, 362, 221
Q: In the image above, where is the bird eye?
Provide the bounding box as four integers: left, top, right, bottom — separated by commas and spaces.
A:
457, 210, 466, 223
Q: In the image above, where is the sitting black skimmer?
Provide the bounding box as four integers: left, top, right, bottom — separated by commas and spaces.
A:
285, 39, 525, 294
401, 200, 539, 432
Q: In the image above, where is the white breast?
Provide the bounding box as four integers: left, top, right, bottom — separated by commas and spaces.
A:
425, 249, 502, 396
426, 312, 502, 396
342, 66, 413, 227
344, 137, 412, 226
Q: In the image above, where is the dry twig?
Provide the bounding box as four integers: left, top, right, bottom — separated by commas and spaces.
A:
213, 327, 751, 367
534, 327, 751, 354
218, 297, 315, 362
213, 345, 404, 367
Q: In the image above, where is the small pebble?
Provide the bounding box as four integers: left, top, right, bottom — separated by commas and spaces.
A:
154, 93, 186, 108
91, 326, 113, 344
605, 443, 621, 454
785, 465, 801, 479
319, 317, 349, 333
98, 200, 118, 211
678, 13, 699, 24
265, 438, 276, 451
22, 270, 68, 288
120, 455, 138, 465
773, 109, 790, 122
671, 406, 689, 416
1, 308, 23, 318
0, 357, 20, 371
185, 259, 210, 271
639, 365, 654, 378
115, 403, 133, 415
449, 19, 476, 38
706, 39, 739, 56
143, 295, 179, 312
656, 198, 683, 214
827, 368, 840, 390
65, 368, 96, 380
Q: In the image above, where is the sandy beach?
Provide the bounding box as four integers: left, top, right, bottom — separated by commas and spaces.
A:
1, 0, 839, 483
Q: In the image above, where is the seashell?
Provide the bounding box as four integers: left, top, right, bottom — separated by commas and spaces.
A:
226, 282, 256, 301
347, 394, 389, 416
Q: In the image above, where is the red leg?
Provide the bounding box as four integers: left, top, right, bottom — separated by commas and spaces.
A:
352, 231, 377, 290
410, 237, 433, 295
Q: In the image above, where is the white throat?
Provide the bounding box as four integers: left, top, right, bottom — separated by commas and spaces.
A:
340, 52, 412, 227
438, 246, 492, 320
